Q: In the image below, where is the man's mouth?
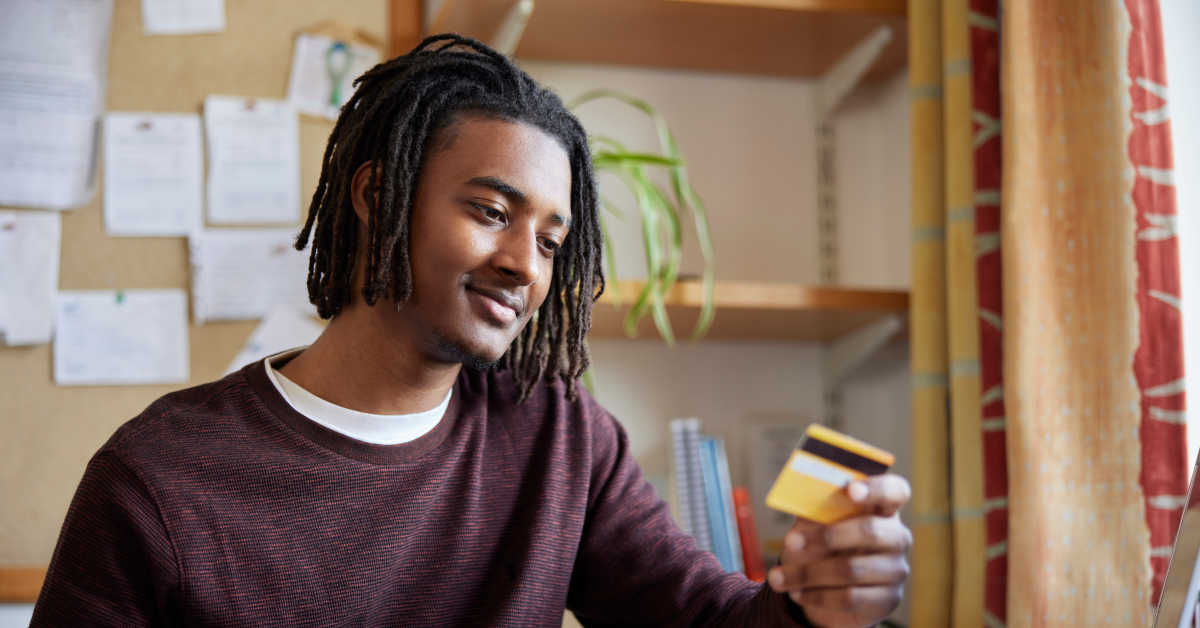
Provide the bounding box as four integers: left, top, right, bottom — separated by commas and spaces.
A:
466, 285, 523, 325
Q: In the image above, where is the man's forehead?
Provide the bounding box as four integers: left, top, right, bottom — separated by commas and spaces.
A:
433, 118, 573, 224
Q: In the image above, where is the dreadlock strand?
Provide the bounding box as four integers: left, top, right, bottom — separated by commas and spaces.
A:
375, 80, 466, 303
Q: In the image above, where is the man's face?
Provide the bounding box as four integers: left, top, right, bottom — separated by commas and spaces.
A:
402, 116, 572, 368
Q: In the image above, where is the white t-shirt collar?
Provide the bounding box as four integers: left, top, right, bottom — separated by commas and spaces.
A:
263, 348, 450, 446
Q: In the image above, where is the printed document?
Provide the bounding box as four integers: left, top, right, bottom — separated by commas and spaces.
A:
224, 305, 324, 375
287, 33, 381, 120
141, 0, 225, 35
0, 211, 61, 346
104, 113, 203, 237
190, 228, 315, 323
54, 290, 190, 386
204, 96, 301, 225
0, 0, 114, 210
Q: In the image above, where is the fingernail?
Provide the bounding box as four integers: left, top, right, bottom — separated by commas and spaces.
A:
848, 481, 868, 503
786, 532, 805, 552
768, 568, 784, 590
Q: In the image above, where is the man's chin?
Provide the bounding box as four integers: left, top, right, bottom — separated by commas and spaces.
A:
435, 333, 504, 372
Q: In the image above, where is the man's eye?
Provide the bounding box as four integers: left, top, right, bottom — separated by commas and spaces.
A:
473, 203, 503, 221
542, 239, 560, 253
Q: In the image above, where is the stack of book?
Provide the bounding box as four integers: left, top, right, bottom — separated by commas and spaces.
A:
669, 418, 766, 582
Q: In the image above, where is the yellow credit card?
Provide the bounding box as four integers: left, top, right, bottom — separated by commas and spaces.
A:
765, 424, 895, 525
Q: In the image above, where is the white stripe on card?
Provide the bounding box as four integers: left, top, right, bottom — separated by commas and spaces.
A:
790, 454, 855, 488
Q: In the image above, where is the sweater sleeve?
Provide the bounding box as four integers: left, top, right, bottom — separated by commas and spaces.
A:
31, 452, 184, 628
565, 405, 813, 628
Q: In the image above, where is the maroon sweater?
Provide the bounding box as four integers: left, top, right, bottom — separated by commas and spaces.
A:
32, 359, 809, 627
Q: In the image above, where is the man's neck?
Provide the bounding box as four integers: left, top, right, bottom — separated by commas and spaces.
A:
277, 302, 462, 416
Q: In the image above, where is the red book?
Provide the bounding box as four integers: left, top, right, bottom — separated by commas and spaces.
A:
732, 486, 766, 582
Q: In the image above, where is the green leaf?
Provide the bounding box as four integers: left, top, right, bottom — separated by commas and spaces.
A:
592, 152, 684, 168
571, 88, 716, 346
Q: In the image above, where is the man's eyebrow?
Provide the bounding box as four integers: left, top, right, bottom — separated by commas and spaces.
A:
465, 176, 527, 204
464, 175, 571, 227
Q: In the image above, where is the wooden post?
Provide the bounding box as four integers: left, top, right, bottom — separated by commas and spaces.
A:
390, 0, 424, 58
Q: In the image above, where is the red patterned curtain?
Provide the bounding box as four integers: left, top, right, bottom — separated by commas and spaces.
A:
971, 1, 1007, 625
1126, 0, 1188, 601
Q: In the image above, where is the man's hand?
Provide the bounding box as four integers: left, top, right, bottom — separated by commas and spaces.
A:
767, 474, 912, 628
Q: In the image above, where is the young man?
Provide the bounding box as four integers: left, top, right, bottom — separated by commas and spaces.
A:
33, 36, 911, 627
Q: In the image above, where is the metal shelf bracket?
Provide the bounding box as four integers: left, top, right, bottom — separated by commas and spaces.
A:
821, 313, 905, 430
492, 0, 534, 55
814, 24, 894, 286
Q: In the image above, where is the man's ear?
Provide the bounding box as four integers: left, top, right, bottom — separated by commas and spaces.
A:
350, 161, 378, 228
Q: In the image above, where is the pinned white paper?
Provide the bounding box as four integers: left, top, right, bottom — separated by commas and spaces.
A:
190, 228, 314, 324
224, 305, 324, 375
286, 33, 381, 120
140, 0, 225, 35
204, 96, 300, 225
103, 113, 203, 237
54, 290, 190, 386
0, 0, 114, 210
0, 211, 61, 345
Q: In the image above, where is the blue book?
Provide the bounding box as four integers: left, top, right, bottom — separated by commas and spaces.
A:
700, 436, 734, 572
712, 437, 744, 574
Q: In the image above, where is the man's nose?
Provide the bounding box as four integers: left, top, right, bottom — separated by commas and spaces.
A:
494, 227, 541, 287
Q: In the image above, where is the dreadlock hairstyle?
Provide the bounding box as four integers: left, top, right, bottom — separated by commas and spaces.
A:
295, 34, 604, 401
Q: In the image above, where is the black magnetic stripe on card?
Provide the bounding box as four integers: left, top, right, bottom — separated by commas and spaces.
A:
799, 437, 890, 476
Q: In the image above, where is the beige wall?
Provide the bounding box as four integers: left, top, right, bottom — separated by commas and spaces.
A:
834, 71, 912, 289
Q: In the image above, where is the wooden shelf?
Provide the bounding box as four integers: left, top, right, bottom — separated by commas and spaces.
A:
0, 566, 45, 603
431, 0, 908, 80
590, 280, 908, 342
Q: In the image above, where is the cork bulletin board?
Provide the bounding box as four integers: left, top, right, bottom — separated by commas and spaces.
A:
0, 0, 403, 591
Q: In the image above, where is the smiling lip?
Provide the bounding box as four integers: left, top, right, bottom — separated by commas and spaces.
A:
467, 285, 523, 325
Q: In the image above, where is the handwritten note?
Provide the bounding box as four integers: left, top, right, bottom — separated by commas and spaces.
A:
204, 96, 300, 225
0, 211, 60, 345
224, 305, 324, 375
286, 33, 381, 120
0, 0, 114, 210
140, 0, 225, 35
190, 228, 314, 323
54, 290, 190, 386
104, 113, 203, 236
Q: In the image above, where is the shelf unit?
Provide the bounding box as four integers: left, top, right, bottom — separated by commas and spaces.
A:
591, 280, 907, 342
0, 567, 42, 604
